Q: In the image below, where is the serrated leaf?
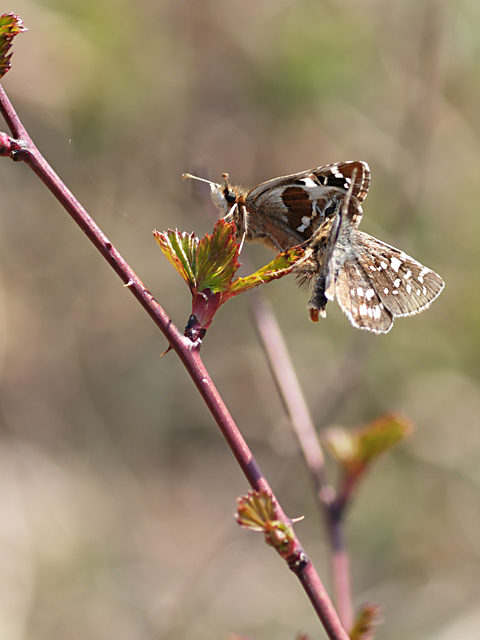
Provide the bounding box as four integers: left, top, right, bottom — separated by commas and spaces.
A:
154, 229, 198, 287
195, 219, 240, 292
154, 220, 240, 293
228, 245, 306, 296
0, 14, 26, 79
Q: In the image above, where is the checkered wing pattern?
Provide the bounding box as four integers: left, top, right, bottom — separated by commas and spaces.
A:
334, 231, 444, 333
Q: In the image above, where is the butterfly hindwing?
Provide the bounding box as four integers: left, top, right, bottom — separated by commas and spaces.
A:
353, 232, 445, 317
335, 258, 394, 333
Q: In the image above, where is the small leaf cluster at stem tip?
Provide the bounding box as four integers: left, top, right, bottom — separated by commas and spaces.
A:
0, 13, 27, 79
324, 413, 412, 512
236, 490, 305, 565
349, 603, 382, 640
154, 219, 305, 342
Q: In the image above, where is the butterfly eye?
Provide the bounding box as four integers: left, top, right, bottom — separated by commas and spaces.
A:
324, 201, 337, 217
225, 190, 237, 204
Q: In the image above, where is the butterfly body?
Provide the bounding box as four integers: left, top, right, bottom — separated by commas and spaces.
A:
183, 161, 444, 333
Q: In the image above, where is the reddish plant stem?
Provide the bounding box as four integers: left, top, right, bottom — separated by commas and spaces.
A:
180, 348, 349, 640
0, 83, 350, 640
249, 287, 354, 631
0, 82, 26, 139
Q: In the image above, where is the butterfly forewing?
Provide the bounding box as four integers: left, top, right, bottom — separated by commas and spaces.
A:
310, 161, 370, 203
246, 161, 370, 246
247, 161, 369, 202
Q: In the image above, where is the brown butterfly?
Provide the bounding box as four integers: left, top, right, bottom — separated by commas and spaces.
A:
183, 161, 444, 333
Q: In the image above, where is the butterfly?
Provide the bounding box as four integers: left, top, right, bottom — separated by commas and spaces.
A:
183, 161, 444, 333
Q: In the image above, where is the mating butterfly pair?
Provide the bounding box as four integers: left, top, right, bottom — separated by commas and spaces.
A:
184, 161, 444, 333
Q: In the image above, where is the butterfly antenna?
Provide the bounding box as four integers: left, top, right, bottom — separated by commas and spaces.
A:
182, 173, 215, 185
221, 173, 231, 190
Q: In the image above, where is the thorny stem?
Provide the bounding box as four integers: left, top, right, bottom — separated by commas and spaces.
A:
249, 287, 354, 630
0, 84, 350, 640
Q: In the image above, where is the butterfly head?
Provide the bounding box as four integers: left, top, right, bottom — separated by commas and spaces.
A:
182, 172, 246, 217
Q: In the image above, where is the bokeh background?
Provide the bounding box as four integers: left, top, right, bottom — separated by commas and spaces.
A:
0, 0, 478, 638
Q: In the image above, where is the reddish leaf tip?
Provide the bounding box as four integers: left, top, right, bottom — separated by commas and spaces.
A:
0, 13, 27, 79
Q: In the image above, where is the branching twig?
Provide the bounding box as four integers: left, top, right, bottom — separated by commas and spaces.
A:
0, 83, 350, 640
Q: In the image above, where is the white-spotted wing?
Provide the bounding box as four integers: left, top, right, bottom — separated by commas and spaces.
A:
334, 231, 445, 333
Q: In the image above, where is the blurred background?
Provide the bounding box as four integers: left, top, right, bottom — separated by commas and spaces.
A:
0, 0, 478, 638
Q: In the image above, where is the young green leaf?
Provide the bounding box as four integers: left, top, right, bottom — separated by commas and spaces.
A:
324, 413, 412, 513
324, 413, 412, 476
154, 219, 305, 341
236, 489, 277, 532
195, 218, 241, 292
349, 603, 382, 640
153, 229, 199, 289
0, 14, 27, 79
228, 245, 305, 296
236, 490, 300, 560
